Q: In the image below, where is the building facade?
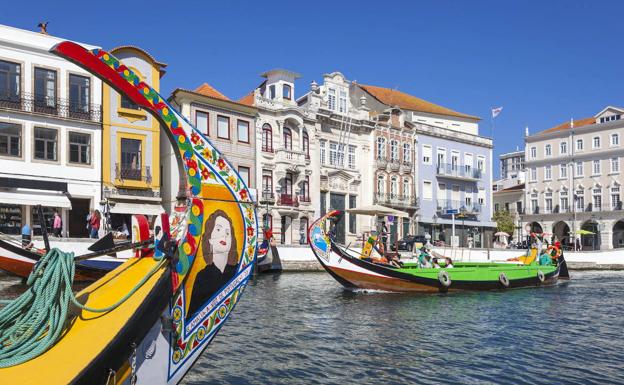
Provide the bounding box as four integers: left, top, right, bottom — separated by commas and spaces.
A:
238, 69, 318, 245
163, 83, 257, 213
499, 149, 525, 181
101, 46, 166, 232
352, 84, 495, 247
523, 107, 624, 250
0, 24, 102, 237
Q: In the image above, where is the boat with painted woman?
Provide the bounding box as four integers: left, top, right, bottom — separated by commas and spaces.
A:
308, 210, 569, 293
0, 41, 257, 384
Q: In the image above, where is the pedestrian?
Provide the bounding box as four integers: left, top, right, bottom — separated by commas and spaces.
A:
86, 210, 92, 235
89, 209, 101, 239
21, 223, 32, 248
52, 211, 62, 237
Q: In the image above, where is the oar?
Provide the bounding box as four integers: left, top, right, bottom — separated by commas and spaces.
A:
73, 238, 154, 261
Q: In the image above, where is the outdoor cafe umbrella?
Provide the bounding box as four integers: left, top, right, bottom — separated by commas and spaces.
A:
494, 231, 509, 237
574, 229, 595, 235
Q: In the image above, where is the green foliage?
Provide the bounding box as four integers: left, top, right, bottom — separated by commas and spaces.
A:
493, 210, 515, 235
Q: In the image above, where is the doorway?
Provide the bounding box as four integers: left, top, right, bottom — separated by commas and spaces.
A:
329, 192, 346, 244
69, 198, 90, 238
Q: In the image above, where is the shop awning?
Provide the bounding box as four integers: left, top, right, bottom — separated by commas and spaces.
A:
109, 202, 164, 216
0, 189, 72, 208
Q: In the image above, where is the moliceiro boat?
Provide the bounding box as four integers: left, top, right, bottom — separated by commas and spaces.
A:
308, 210, 568, 293
0, 42, 257, 384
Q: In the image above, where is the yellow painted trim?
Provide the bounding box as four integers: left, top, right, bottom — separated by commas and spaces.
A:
102, 83, 112, 186
116, 132, 149, 188
150, 64, 161, 188
116, 66, 148, 123
104, 122, 160, 132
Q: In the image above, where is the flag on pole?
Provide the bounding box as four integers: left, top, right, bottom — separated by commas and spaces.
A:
491, 106, 503, 118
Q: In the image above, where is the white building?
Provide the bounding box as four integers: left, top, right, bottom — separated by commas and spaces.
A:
238, 69, 318, 245
0, 24, 102, 237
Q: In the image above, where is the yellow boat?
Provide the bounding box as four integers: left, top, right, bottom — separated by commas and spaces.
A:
0, 42, 257, 384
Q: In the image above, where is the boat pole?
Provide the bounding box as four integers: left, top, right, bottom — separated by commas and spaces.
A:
451, 212, 455, 250
37, 205, 50, 253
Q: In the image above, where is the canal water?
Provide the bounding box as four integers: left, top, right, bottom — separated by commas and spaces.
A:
1, 271, 623, 384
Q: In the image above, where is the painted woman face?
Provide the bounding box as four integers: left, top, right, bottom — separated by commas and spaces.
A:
209, 216, 232, 255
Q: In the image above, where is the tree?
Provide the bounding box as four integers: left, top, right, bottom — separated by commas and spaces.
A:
493, 210, 515, 236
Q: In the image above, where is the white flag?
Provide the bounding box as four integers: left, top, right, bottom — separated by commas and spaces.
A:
491, 106, 503, 118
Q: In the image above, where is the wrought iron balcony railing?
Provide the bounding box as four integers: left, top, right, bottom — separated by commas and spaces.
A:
277, 193, 299, 207
374, 193, 419, 209
436, 199, 482, 214
436, 163, 482, 180
115, 163, 152, 184
0, 91, 102, 123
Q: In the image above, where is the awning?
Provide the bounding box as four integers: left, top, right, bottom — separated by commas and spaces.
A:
346, 204, 409, 218
0, 189, 72, 208
109, 202, 164, 216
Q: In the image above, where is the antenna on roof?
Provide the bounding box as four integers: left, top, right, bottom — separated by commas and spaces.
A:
570, 118, 574, 128
37, 21, 49, 35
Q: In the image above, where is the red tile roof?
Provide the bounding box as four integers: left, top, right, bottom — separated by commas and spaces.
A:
194, 83, 230, 101
494, 183, 525, 193
237, 91, 255, 106
358, 84, 480, 120
538, 117, 596, 135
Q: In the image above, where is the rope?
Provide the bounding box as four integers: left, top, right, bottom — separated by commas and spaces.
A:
0, 248, 166, 368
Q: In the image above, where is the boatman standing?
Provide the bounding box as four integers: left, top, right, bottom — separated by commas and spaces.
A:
21, 223, 32, 248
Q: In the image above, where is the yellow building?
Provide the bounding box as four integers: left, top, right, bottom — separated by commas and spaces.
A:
101, 46, 166, 231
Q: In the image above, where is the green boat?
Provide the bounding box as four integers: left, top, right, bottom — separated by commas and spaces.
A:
308, 210, 569, 293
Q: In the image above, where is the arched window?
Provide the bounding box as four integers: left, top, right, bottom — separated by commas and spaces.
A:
403, 178, 410, 197
300, 175, 310, 202
391, 176, 398, 197
262, 124, 273, 152
377, 137, 386, 160
377, 175, 385, 195
390, 140, 398, 161
302, 131, 309, 159
283, 127, 292, 150
403, 143, 411, 163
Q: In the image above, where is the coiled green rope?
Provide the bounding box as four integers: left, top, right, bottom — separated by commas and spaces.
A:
0, 248, 165, 368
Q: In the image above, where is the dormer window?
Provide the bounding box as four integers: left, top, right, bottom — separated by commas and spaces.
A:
283, 84, 292, 100
339, 89, 347, 113
600, 114, 621, 123
269, 85, 276, 99
328, 88, 336, 110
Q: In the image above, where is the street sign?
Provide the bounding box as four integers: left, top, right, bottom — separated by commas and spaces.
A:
445, 209, 459, 215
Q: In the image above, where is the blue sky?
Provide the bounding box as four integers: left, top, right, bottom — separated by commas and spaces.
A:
2, 1, 623, 177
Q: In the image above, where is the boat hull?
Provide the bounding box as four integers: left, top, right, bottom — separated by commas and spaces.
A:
257, 245, 282, 274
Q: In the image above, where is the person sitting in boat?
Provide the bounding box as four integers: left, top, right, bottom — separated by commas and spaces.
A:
188, 210, 239, 316
432, 257, 441, 269
417, 247, 433, 268
445, 257, 454, 268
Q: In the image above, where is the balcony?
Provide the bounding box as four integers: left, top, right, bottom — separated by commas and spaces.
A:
275, 149, 307, 169
375, 156, 388, 169
389, 159, 401, 171
298, 195, 311, 205
400, 161, 413, 173
277, 193, 299, 207
436, 199, 482, 214
374, 193, 419, 209
115, 163, 152, 184
259, 191, 275, 204
0, 91, 101, 123
436, 163, 481, 181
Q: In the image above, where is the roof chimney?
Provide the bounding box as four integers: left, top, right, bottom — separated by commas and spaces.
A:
37, 22, 49, 35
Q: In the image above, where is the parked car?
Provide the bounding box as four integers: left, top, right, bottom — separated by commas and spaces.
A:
391, 235, 428, 252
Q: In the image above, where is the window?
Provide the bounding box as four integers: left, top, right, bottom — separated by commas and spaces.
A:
262, 124, 273, 152
593, 188, 602, 211
560, 190, 569, 212
576, 161, 584, 176
269, 85, 275, 99
478, 188, 485, 206
262, 170, 273, 198
377, 175, 385, 195
339, 89, 347, 113
68, 74, 90, 115
545, 165, 552, 180
69, 132, 91, 165
477, 157, 485, 172
403, 178, 410, 197
349, 195, 357, 234
531, 192, 538, 214
0, 60, 20, 103
283, 127, 292, 150
422, 145, 432, 165
593, 136, 601, 149
34, 127, 57, 161
575, 190, 584, 211
120, 95, 139, 110
120, 138, 142, 180
348, 145, 356, 169
495, 203, 500, 212
390, 177, 398, 198
34, 68, 56, 109
611, 133, 619, 146
545, 192, 553, 213
376, 137, 386, 159
611, 187, 621, 209
593, 160, 601, 175
390, 140, 398, 161
465, 154, 473, 173
576, 139, 583, 151
560, 163, 567, 179
530, 167, 537, 181
600, 114, 621, 123
451, 153, 459, 171
195, 111, 209, 135
403, 143, 411, 163
560, 141, 567, 154
329, 142, 338, 166
327, 88, 336, 110
319, 140, 326, 165
465, 186, 473, 206
237, 120, 249, 143
282, 84, 291, 100
238, 166, 250, 187
301, 175, 310, 201
612, 157, 620, 173
437, 183, 446, 200
0, 122, 21, 157
336, 144, 345, 167
303, 131, 310, 159
545, 144, 552, 156
217, 115, 230, 139
530, 147, 537, 158
423, 181, 432, 200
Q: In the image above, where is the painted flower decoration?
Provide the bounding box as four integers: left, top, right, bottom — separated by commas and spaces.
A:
185, 157, 198, 170
201, 166, 211, 180
239, 189, 248, 200
227, 175, 236, 187
217, 158, 226, 170
246, 226, 254, 237
191, 132, 200, 144
202, 148, 213, 162
247, 245, 255, 257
